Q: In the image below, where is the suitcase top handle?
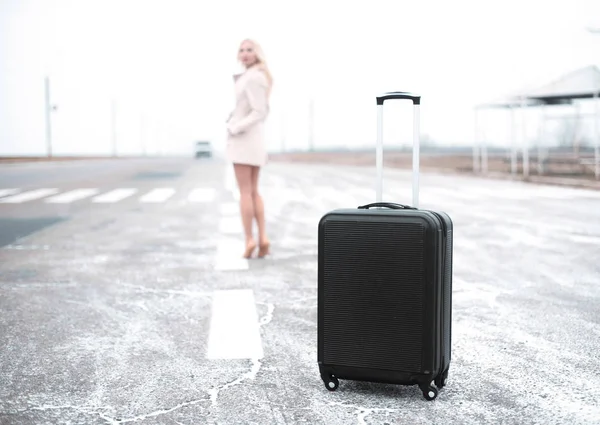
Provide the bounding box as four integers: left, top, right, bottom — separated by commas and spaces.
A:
358, 202, 417, 210
376, 91, 421, 105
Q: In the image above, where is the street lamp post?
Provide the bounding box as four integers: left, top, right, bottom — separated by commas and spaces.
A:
308, 97, 315, 151
473, 108, 480, 174
111, 99, 117, 157
588, 26, 600, 180
44, 76, 53, 158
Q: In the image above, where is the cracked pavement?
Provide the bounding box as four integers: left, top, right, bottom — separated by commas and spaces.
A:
1, 157, 600, 424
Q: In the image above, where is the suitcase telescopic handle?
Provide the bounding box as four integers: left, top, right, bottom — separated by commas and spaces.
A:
376, 91, 421, 105
358, 202, 417, 210
375, 91, 421, 208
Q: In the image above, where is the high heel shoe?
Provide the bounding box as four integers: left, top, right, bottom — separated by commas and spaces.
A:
243, 241, 257, 259
257, 241, 270, 258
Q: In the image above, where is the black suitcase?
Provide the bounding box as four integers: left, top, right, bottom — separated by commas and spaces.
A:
317, 92, 453, 401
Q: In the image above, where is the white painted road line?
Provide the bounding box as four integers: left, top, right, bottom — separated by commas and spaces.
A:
218, 216, 243, 234
219, 202, 239, 216
92, 188, 138, 203
0, 188, 59, 203
0, 189, 20, 198
45, 188, 100, 203
206, 289, 263, 359
224, 163, 236, 192
214, 257, 249, 271
214, 238, 249, 271
140, 188, 176, 203
188, 188, 216, 203
315, 187, 358, 207
224, 164, 240, 201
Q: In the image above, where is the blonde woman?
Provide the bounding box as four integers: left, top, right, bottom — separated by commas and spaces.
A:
226, 39, 273, 259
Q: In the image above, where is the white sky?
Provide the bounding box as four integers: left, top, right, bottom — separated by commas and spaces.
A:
1, 0, 599, 155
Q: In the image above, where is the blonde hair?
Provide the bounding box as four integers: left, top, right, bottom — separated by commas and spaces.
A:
238, 38, 273, 97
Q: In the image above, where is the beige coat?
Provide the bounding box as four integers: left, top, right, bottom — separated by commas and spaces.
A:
226, 66, 270, 167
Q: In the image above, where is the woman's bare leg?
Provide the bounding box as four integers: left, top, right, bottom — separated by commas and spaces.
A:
250, 166, 269, 257
233, 163, 256, 258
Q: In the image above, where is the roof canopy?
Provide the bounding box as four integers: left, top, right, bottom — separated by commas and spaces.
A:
526, 65, 600, 101
477, 65, 600, 110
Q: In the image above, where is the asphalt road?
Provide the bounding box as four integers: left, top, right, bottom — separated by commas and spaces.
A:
0, 157, 599, 424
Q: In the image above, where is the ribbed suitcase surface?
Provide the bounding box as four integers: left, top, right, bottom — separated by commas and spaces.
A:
322, 219, 426, 372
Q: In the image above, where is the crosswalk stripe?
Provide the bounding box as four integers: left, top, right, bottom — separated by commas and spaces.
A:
45, 188, 100, 203
214, 238, 249, 271
0, 189, 20, 198
2, 183, 589, 207
188, 188, 216, 203
139, 188, 176, 203
218, 216, 243, 234
206, 289, 262, 359
219, 202, 239, 215
224, 164, 236, 193
314, 187, 358, 207
92, 188, 138, 203
0, 188, 59, 203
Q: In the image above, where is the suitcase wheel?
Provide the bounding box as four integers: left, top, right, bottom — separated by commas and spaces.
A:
323, 375, 339, 391
420, 383, 439, 401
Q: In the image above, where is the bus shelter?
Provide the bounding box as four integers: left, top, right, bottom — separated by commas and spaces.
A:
474, 65, 600, 180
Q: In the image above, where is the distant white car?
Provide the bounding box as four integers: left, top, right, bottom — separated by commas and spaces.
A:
195, 141, 212, 158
